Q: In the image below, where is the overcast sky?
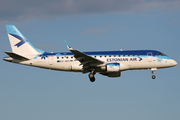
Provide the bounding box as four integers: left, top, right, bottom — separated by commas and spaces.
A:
1, 0, 180, 24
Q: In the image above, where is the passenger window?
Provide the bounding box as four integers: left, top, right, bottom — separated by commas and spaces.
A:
119, 55, 121, 57
114, 55, 116, 57
123, 55, 125, 57
62, 57, 64, 59
57, 57, 59, 59
109, 55, 111, 57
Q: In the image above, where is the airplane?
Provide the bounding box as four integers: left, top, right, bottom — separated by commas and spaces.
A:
3, 25, 177, 82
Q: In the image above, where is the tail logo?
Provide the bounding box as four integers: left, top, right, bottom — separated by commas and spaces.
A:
10, 34, 27, 48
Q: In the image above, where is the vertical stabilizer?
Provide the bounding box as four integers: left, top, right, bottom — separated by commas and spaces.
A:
6, 25, 39, 56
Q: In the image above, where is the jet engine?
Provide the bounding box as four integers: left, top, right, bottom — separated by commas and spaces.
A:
99, 63, 121, 77
100, 63, 120, 72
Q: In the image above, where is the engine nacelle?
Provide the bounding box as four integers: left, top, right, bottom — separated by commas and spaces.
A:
99, 63, 121, 77
107, 63, 120, 72
100, 63, 120, 72
100, 72, 121, 77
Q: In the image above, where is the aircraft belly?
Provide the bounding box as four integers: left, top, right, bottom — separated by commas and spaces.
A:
47, 61, 82, 71
128, 58, 172, 69
19, 57, 173, 72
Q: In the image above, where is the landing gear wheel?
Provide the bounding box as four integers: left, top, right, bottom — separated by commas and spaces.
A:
152, 75, 156, 79
90, 77, 95, 82
151, 68, 157, 80
89, 73, 95, 82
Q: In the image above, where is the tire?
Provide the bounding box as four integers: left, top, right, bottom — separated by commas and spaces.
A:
152, 75, 156, 79
90, 77, 95, 82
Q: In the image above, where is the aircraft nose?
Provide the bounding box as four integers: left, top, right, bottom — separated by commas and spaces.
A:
171, 60, 177, 66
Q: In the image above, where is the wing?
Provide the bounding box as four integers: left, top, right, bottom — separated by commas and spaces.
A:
64, 41, 104, 67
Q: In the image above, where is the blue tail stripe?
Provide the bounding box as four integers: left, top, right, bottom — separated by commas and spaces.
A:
10, 34, 27, 47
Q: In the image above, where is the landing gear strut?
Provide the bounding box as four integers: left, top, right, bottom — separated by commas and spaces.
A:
151, 68, 157, 79
88, 71, 96, 82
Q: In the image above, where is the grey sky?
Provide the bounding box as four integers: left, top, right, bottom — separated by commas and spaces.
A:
1, 0, 180, 24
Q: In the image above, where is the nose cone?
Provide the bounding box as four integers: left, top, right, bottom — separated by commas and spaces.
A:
171, 60, 178, 66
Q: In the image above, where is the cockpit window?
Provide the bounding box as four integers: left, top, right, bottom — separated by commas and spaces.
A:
162, 53, 167, 56
158, 53, 167, 56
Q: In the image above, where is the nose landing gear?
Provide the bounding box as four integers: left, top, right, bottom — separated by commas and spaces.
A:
151, 68, 157, 79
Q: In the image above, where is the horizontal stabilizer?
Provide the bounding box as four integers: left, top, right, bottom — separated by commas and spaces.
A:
4, 51, 29, 60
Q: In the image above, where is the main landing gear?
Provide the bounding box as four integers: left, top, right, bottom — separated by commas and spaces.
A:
88, 71, 96, 82
151, 68, 157, 79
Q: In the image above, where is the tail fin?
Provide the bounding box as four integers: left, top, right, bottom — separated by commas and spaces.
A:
6, 25, 40, 57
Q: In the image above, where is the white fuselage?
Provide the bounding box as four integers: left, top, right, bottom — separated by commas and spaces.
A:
10, 52, 177, 73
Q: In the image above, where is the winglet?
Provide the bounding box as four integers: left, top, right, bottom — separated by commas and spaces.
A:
64, 41, 73, 50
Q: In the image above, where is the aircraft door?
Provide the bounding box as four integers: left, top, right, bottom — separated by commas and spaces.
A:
48, 56, 53, 65
147, 52, 152, 62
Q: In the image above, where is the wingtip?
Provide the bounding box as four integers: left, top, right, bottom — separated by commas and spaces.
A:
64, 41, 73, 50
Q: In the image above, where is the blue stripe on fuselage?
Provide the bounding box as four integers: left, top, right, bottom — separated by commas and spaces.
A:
35, 50, 172, 60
